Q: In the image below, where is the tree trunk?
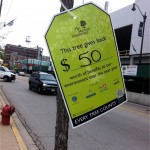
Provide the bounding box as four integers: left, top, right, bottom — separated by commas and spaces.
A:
54, 1, 74, 150
60, 0, 74, 12
54, 88, 69, 150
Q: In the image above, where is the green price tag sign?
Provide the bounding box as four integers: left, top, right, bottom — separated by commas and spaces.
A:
45, 3, 127, 128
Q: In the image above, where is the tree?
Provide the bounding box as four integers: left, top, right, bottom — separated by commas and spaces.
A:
54, 1, 74, 150
0, 46, 4, 59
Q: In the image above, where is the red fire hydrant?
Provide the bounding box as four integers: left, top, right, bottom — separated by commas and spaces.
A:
1, 104, 15, 125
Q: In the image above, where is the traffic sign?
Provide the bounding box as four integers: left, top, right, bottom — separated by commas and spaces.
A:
45, 3, 127, 128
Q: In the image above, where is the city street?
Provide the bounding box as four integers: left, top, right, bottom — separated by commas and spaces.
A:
0, 76, 149, 150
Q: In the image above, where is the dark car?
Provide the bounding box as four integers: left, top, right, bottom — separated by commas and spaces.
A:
29, 72, 58, 94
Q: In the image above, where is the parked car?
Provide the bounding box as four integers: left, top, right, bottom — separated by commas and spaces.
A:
0, 66, 16, 82
28, 72, 57, 94
18, 71, 25, 76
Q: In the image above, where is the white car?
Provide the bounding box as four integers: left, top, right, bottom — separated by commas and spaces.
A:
0, 66, 16, 82
18, 71, 25, 76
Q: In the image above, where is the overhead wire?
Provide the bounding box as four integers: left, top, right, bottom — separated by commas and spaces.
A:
3, 0, 14, 22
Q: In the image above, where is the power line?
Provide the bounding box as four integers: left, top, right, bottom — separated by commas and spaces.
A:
0, 0, 14, 22
4, 0, 14, 22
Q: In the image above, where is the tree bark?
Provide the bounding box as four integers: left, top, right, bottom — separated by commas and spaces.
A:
54, 88, 69, 150
54, 1, 74, 150
60, 0, 74, 12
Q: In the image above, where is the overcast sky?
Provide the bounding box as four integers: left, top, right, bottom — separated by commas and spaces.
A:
1, 0, 135, 56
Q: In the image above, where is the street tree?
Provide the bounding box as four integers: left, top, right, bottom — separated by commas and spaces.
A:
54, 1, 74, 150
0, 46, 4, 59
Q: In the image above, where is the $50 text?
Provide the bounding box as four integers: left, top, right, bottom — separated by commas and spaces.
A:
61, 50, 101, 72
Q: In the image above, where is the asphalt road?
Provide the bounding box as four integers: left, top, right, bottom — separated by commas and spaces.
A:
0, 76, 149, 150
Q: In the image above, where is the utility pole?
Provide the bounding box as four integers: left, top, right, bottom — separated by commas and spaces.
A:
54, 1, 74, 150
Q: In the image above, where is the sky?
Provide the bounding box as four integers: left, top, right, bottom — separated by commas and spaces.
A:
0, 0, 135, 56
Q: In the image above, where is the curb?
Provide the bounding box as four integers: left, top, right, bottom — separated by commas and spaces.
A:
0, 89, 28, 150
11, 117, 28, 150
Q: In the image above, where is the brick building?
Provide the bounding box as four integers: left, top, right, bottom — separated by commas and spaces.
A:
4, 44, 41, 65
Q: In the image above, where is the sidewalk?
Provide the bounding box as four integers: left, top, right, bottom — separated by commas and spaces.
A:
0, 89, 28, 150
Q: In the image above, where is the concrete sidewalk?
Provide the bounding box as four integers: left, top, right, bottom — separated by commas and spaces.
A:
0, 88, 39, 150
0, 90, 28, 150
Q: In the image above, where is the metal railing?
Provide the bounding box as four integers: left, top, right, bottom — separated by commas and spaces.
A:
119, 50, 129, 56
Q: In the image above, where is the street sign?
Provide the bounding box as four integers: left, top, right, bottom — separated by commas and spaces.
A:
45, 3, 127, 128
122, 65, 138, 76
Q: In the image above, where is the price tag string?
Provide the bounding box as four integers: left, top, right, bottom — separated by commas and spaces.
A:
59, 0, 77, 19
